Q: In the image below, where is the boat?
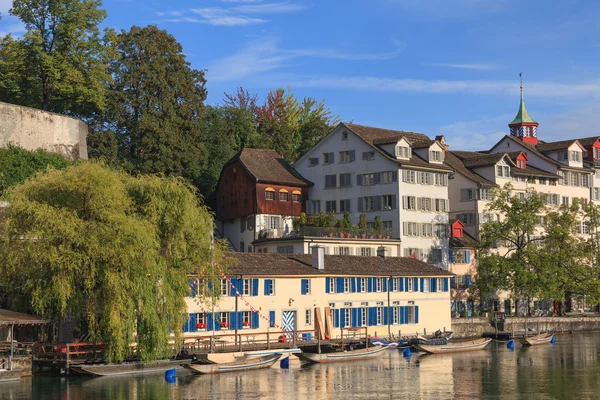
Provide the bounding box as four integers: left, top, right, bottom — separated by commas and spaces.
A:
184, 354, 282, 374
295, 344, 388, 364
69, 358, 192, 377
0, 369, 22, 382
519, 333, 553, 346
482, 331, 512, 342
416, 338, 492, 354
370, 338, 409, 348
407, 331, 453, 347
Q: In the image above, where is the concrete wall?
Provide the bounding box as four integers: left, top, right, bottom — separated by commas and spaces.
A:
0, 101, 88, 160
451, 316, 600, 338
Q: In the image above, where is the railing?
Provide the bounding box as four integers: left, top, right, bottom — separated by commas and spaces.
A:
258, 226, 396, 240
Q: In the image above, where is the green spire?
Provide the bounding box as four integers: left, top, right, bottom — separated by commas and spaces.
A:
509, 85, 536, 125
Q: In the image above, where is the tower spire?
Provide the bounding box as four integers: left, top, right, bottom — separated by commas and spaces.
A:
509, 73, 538, 144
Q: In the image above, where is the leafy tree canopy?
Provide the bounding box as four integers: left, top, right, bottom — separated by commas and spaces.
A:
0, 162, 226, 362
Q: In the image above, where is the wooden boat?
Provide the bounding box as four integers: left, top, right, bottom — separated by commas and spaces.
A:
482, 331, 512, 341
416, 338, 492, 354
184, 354, 281, 374
295, 344, 387, 364
70, 358, 191, 377
519, 333, 553, 346
370, 338, 409, 348
407, 331, 453, 347
0, 369, 22, 382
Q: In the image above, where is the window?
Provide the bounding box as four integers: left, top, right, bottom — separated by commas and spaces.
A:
336, 246, 351, 255
407, 278, 414, 292
461, 188, 475, 201
392, 306, 400, 324
570, 173, 577, 186
220, 280, 229, 296
403, 196, 416, 210
421, 223, 433, 237
435, 199, 447, 212
279, 192, 289, 201
383, 221, 393, 231
270, 216, 280, 230
496, 165, 510, 177
342, 131, 348, 140
220, 312, 230, 329
429, 249, 442, 263
305, 309, 312, 325
375, 277, 383, 292
325, 174, 337, 188
407, 306, 416, 324
404, 248, 422, 259
266, 279, 274, 295
242, 311, 251, 328
581, 175, 589, 187
376, 307, 384, 325
360, 247, 372, 257
571, 151, 581, 162
326, 200, 337, 213
560, 171, 568, 186
240, 219, 246, 233
362, 173, 377, 186
277, 245, 294, 254
418, 197, 432, 211
422, 279, 430, 293
362, 196, 375, 212
240, 242, 244, 253
403, 170, 416, 183
361, 307, 368, 326
434, 173, 448, 186
397, 146, 411, 159
538, 178, 546, 185
454, 250, 467, 264
561, 151, 568, 161
562, 196, 570, 206
430, 150, 443, 162
343, 278, 351, 293
329, 278, 335, 294
457, 213, 475, 225
265, 191, 275, 201
302, 279, 311, 295
404, 222, 418, 236
292, 193, 302, 202
309, 157, 319, 167
242, 279, 252, 296
381, 171, 397, 184
594, 188, 600, 201
335, 173, 351, 188
339, 150, 355, 163
363, 151, 375, 161
340, 199, 351, 212
382, 194, 395, 210
323, 152, 334, 165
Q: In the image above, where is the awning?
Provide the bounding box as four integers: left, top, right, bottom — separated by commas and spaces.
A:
0, 308, 52, 326
279, 188, 288, 193
292, 190, 302, 195
265, 187, 275, 192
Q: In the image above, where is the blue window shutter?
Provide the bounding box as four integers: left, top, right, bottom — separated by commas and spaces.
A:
356, 278, 362, 293
269, 311, 276, 328
404, 307, 409, 324
207, 280, 213, 291
264, 279, 271, 295
369, 307, 376, 326
326, 277, 331, 293
368, 278, 373, 292
444, 278, 449, 292
188, 278, 196, 297
230, 312, 237, 331
420, 278, 425, 292
415, 306, 419, 324
449, 250, 455, 263
237, 312, 243, 330
400, 278, 404, 292
252, 279, 259, 296
399, 307, 405, 324
357, 308, 362, 326
340, 309, 345, 328
351, 308, 358, 327
214, 313, 221, 331
383, 307, 388, 326
413, 278, 418, 292
351, 278, 357, 293
466, 275, 472, 288
451, 277, 456, 289
382, 278, 388, 292
334, 309, 340, 328
252, 311, 259, 329
389, 278, 394, 292
230, 279, 238, 297
189, 313, 196, 331
465, 251, 471, 264
207, 313, 213, 331
336, 278, 344, 293
431, 278, 437, 293
182, 316, 189, 333
301, 279, 307, 295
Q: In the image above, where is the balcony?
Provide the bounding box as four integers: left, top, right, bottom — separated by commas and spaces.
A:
258, 226, 395, 240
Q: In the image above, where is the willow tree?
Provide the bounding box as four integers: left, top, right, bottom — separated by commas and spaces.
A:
0, 162, 224, 362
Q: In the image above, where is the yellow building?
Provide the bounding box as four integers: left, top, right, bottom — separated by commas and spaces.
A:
184, 247, 452, 339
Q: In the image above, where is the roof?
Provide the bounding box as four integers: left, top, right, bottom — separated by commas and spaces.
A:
510, 164, 560, 178
229, 148, 312, 187
444, 152, 498, 187
450, 231, 478, 249
0, 308, 52, 325
509, 90, 537, 125
341, 123, 452, 172
536, 139, 582, 153
461, 153, 509, 168
501, 135, 565, 168
577, 136, 600, 147
225, 253, 452, 277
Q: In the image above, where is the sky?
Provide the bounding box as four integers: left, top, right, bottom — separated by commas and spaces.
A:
2, 0, 600, 150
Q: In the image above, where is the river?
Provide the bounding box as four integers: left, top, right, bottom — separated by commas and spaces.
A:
2, 332, 600, 399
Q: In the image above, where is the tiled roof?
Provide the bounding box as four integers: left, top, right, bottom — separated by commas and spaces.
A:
450, 231, 478, 249
462, 153, 509, 168
577, 136, 600, 147
225, 253, 453, 277
232, 148, 312, 187
536, 139, 582, 153
502, 136, 564, 168
444, 152, 498, 187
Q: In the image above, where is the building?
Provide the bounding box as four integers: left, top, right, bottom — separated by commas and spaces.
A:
293, 123, 453, 269
448, 220, 477, 317
253, 235, 402, 257
215, 148, 312, 253
184, 249, 452, 339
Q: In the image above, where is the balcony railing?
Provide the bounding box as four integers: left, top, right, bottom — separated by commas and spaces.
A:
258, 226, 395, 240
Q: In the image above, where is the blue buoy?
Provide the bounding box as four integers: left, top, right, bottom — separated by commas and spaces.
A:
403, 348, 411, 357
165, 368, 176, 383
280, 356, 289, 369
507, 339, 515, 350
550, 336, 556, 344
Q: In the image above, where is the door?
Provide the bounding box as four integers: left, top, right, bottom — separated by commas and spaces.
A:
282, 311, 296, 337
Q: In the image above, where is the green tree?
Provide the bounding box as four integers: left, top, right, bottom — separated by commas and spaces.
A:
0, 0, 110, 117
0, 145, 70, 195
96, 25, 207, 187
0, 162, 224, 362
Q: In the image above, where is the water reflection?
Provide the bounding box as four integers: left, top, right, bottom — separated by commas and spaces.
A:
3, 333, 600, 400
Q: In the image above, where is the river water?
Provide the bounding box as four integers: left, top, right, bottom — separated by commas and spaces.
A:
2, 332, 600, 399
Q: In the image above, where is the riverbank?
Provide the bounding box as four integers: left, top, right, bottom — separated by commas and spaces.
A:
451, 315, 600, 338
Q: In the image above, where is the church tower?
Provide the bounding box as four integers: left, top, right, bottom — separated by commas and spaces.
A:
508, 78, 538, 145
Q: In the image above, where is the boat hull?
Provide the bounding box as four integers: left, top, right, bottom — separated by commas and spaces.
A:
0, 369, 22, 382
295, 345, 387, 364
519, 333, 553, 346
416, 338, 492, 354
184, 354, 282, 374
70, 359, 191, 377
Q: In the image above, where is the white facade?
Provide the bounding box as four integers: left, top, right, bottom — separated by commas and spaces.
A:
219, 214, 295, 252
253, 237, 402, 257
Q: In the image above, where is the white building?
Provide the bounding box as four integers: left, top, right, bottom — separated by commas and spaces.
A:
294, 123, 452, 269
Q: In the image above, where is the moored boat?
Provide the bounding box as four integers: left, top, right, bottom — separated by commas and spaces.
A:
184, 354, 282, 374
295, 344, 387, 364
407, 331, 453, 347
0, 369, 22, 382
370, 338, 409, 348
519, 333, 553, 346
416, 338, 492, 354
70, 359, 191, 377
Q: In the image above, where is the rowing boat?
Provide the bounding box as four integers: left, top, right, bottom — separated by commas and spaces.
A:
295, 345, 387, 364
70, 359, 191, 377
184, 354, 282, 374
519, 333, 553, 346
0, 369, 21, 382
416, 338, 491, 354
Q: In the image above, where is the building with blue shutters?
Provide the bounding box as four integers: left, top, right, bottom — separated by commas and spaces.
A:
183, 247, 452, 340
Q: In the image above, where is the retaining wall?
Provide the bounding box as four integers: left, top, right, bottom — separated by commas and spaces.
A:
451, 316, 600, 338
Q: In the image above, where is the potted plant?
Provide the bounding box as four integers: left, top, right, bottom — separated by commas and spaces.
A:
358, 213, 367, 238
373, 216, 383, 239
383, 228, 392, 239
242, 321, 250, 328
196, 322, 207, 331
220, 321, 229, 329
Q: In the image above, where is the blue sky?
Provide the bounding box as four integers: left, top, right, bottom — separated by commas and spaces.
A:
2, 0, 600, 150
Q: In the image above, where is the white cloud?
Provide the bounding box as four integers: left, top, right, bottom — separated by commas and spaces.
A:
189, 7, 266, 26
0, 0, 13, 15
0, 21, 25, 37
233, 2, 304, 14
437, 115, 511, 151
283, 42, 406, 61
429, 63, 501, 71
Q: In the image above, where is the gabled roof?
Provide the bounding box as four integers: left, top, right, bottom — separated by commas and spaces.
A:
444, 152, 497, 187
576, 136, 600, 147
224, 253, 452, 277
499, 135, 564, 168
225, 148, 312, 187
461, 153, 512, 169
536, 139, 584, 153
504, 153, 560, 178
450, 230, 478, 249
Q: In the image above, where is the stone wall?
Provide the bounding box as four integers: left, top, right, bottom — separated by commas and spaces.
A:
0, 101, 88, 160
451, 316, 600, 338
0, 356, 32, 376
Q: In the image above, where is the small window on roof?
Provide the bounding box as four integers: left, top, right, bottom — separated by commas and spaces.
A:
342, 131, 348, 140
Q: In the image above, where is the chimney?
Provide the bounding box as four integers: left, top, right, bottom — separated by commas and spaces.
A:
311, 245, 325, 270
377, 246, 388, 258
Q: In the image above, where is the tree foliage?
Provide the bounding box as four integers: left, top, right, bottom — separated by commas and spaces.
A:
0, 0, 110, 117
0, 162, 225, 362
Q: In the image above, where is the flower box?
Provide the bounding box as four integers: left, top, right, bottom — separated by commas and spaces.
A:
220, 322, 229, 329
242, 322, 251, 329
196, 323, 207, 332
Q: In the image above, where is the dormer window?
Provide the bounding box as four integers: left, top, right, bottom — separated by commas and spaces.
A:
571, 151, 581, 162
429, 150, 443, 162
496, 165, 510, 177
396, 146, 411, 159
516, 159, 526, 169
595, 148, 600, 160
